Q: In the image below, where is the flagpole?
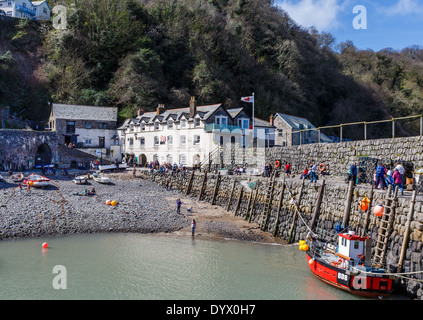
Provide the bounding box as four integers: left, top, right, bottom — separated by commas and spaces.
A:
252, 92, 255, 133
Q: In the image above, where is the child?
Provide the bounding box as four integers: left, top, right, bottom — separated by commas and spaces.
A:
177, 199, 182, 214
191, 219, 196, 236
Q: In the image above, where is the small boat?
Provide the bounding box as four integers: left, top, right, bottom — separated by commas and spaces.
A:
93, 175, 111, 184
25, 174, 51, 188
0, 175, 4, 182
73, 176, 87, 185
305, 231, 393, 298
10, 173, 24, 182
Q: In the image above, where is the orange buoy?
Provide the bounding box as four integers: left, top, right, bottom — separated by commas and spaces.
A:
319, 163, 326, 172
374, 205, 384, 217
42, 242, 48, 249
106, 200, 111, 205
359, 196, 370, 211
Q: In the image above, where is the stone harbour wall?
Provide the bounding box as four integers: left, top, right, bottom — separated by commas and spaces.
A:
265, 136, 423, 177
143, 170, 423, 299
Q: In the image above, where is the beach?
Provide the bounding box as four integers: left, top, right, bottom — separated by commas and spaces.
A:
0, 171, 284, 244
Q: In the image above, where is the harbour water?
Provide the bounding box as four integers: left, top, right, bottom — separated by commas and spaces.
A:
0, 233, 404, 300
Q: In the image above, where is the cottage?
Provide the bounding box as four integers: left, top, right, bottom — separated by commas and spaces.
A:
273, 113, 332, 146
48, 103, 118, 152
0, 0, 50, 20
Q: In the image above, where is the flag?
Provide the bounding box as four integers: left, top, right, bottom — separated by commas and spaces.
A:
241, 96, 254, 103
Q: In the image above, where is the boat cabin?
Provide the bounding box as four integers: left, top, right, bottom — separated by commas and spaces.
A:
337, 231, 372, 266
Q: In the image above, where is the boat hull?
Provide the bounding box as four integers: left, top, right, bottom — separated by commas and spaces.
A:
306, 252, 393, 298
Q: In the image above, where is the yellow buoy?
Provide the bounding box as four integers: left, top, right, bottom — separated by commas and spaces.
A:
111, 200, 117, 206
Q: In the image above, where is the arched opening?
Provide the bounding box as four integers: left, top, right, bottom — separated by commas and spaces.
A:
138, 154, 147, 167
35, 143, 52, 168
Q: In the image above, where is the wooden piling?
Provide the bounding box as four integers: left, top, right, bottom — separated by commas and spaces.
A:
273, 182, 286, 237
397, 190, 417, 274
310, 179, 325, 231
198, 171, 207, 201
342, 179, 355, 229
361, 183, 374, 237
244, 186, 254, 220
248, 184, 260, 223
234, 186, 244, 217
185, 170, 195, 195
287, 179, 305, 244
211, 172, 221, 205
226, 179, 237, 212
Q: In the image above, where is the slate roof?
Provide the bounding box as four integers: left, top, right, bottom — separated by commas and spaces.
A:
52, 103, 118, 122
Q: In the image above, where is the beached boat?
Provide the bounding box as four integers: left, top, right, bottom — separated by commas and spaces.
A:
98, 163, 128, 171
73, 176, 87, 185
304, 231, 393, 298
93, 175, 111, 184
24, 174, 51, 188
10, 173, 24, 182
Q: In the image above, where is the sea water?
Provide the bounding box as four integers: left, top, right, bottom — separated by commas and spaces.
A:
0, 233, 404, 300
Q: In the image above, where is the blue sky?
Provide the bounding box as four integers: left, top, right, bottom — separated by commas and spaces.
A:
276, 0, 423, 51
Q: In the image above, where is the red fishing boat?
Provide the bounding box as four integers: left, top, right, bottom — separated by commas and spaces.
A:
304, 231, 394, 298
24, 174, 51, 188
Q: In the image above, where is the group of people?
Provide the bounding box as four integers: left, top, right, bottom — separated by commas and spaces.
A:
374, 162, 405, 195
300, 161, 318, 183
148, 161, 190, 175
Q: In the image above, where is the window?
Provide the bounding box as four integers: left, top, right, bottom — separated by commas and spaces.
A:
193, 135, 200, 145
180, 135, 186, 145
154, 121, 159, 130
85, 139, 92, 145
215, 116, 227, 125
180, 119, 187, 128
194, 118, 200, 127
153, 154, 159, 162
154, 136, 159, 146
129, 138, 134, 147
140, 137, 145, 146
99, 123, 108, 129
43, 7, 47, 14
141, 123, 145, 131
354, 241, 359, 250
179, 154, 187, 165
238, 118, 249, 129
167, 120, 173, 129
167, 154, 173, 164
85, 121, 92, 129
167, 136, 173, 146
66, 121, 75, 133
278, 130, 283, 137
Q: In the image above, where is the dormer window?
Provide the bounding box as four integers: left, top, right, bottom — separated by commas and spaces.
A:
215, 116, 227, 126
168, 120, 173, 129
154, 121, 159, 130
181, 119, 187, 128
194, 118, 200, 127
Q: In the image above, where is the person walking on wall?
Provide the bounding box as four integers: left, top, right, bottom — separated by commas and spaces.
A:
310, 161, 317, 183
394, 162, 405, 193
393, 169, 404, 195
349, 162, 357, 186
375, 163, 386, 190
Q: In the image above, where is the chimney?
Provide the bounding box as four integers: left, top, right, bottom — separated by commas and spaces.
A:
156, 104, 165, 115
137, 108, 144, 117
270, 114, 274, 126
189, 96, 197, 118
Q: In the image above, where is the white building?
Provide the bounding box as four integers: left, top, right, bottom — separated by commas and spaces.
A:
117, 97, 275, 168
0, 0, 50, 20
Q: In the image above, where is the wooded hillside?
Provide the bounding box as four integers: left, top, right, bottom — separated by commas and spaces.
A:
0, 0, 422, 138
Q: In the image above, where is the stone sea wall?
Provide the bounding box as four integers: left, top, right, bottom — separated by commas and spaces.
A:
143, 170, 423, 299
266, 136, 423, 177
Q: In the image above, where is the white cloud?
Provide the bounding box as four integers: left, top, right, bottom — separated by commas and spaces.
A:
382, 0, 423, 16
277, 0, 346, 31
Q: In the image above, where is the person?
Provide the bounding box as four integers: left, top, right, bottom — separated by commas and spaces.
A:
393, 169, 404, 195
394, 162, 405, 192
375, 163, 386, 189
191, 219, 196, 236
301, 167, 309, 180
349, 162, 357, 186
18, 183, 22, 194
264, 164, 270, 177
285, 163, 291, 178
177, 199, 182, 214
310, 161, 317, 183
386, 167, 394, 187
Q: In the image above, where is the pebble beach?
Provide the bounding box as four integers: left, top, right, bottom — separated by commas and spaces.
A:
0, 171, 279, 243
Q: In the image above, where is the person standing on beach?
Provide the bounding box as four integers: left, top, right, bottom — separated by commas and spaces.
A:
18, 183, 22, 194
191, 219, 196, 236
177, 198, 182, 214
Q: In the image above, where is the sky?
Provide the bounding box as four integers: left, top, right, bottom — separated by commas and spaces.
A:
276, 0, 423, 51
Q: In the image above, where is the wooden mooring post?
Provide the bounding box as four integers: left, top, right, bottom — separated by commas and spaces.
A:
273, 181, 286, 237
185, 170, 195, 195
234, 186, 244, 217
397, 190, 417, 275
287, 179, 305, 244
226, 179, 237, 212
342, 179, 355, 229
310, 179, 325, 231
248, 184, 260, 223
211, 172, 221, 205
198, 171, 207, 201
